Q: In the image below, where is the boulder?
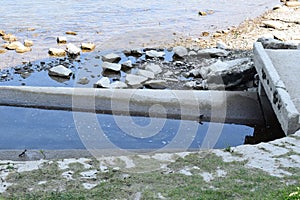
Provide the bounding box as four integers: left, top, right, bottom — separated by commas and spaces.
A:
173, 46, 188, 58
137, 69, 155, 79
144, 80, 167, 89
66, 43, 81, 57
125, 74, 148, 87
48, 48, 66, 57
197, 48, 229, 57
145, 50, 165, 58
57, 36, 67, 44
81, 42, 96, 51
48, 65, 72, 77
102, 62, 122, 71
24, 40, 34, 47
94, 77, 110, 88
102, 53, 121, 63
145, 63, 162, 74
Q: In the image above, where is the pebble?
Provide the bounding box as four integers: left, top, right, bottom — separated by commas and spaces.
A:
48, 65, 72, 77
144, 80, 167, 89
24, 40, 34, 47
121, 60, 133, 69
102, 53, 121, 63
57, 36, 67, 44
173, 46, 188, 58
0, 30, 5, 36
66, 31, 77, 35
125, 74, 148, 87
77, 77, 90, 85
15, 46, 31, 53
66, 43, 81, 57
102, 62, 121, 72
0, 49, 6, 54
145, 50, 165, 58
48, 48, 66, 57
144, 63, 162, 74
81, 43, 96, 51
95, 77, 110, 88
137, 69, 155, 79
6, 41, 23, 50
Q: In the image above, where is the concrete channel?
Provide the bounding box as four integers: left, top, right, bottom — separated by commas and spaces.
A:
254, 42, 300, 135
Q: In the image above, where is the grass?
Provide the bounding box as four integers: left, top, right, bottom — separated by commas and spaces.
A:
1, 152, 299, 200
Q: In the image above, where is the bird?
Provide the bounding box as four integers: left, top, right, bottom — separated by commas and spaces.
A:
18, 149, 27, 158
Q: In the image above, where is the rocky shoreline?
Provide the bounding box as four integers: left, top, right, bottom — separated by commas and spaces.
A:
1, 2, 300, 92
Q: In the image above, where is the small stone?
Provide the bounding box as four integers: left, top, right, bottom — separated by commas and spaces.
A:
137, 69, 155, 79
188, 69, 202, 78
27, 27, 35, 31
286, 1, 300, 7
125, 74, 148, 87
49, 65, 72, 77
81, 42, 96, 51
123, 49, 143, 57
198, 11, 207, 16
216, 40, 228, 49
121, 60, 133, 69
66, 43, 81, 56
262, 20, 287, 30
66, 31, 77, 35
185, 81, 197, 88
197, 48, 229, 57
2, 34, 17, 42
0, 30, 5, 36
144, 80, 167, 89
145, 63, 162, 74
48, 48, 66, 57
77, 77, 90, 85
0, 49, 6, 54
102, 53, 121, 63
201, 32, 210, 37
95, 77, 111, 88
145, 50, 165, 58
15, 45, 31, 53
6, 41, 23, 50
24, 40, 34, 47
173, 46, 188, 58
110, 81, 128, 89
57, 36, 67, 44
188, 51, 197, 56
102, 62, 122, 71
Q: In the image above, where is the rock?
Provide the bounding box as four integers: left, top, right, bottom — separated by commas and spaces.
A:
66, 31, 77, 35
137, 69, 155, 79
27, 27, 35, 31
125, 74, 148, 87
102, 62, 121, 71
173, 46, 188, 58
24, 40, 34, 47
144, 80, 167, 89
198, 11, 207, 16
110, 81, 128, 89
197, 48, 229, 57
187, 69, 202, 78
272, 31, 288, 41
206, 58, 253, 88
0, 49, 6, 54
201, 32, 210, 37
66, 43, 81, 57
2, 34, 17, 42
257, 38, 298, 49
164, 70, 173, 77
77, 77, 90, 85
145, 63, 162, 74
102, 53, 121, 63
145, 50, 165, 58
121, 60, 133, 69
286, 1, 300, 7
123, 49, 143, 57
57, 36, 67, 44
81, 43, 96, 51
188, 51, 197, 56
5, 41, 23, 50
48, 48, 66, 57
0, 30, 5, 36
48, 65, 72, 77
95, 77, 110, 88
15, 45, 31, 53
185, 81, 197, 88
216, 40, 228, 49
262, 20, 287, 30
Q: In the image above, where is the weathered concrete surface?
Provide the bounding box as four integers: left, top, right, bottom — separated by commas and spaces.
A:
254, 42, 300, 135
0, 86, 264, 125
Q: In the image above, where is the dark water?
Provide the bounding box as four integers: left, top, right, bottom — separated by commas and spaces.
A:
0, 0, 276, 68
0, 106, 254, 150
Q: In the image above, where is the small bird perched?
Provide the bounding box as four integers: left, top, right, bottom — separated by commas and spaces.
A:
18, 149, 27, 158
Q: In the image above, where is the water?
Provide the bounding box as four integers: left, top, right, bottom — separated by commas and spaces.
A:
0, 106, 254, 150
0, 0, 276, 68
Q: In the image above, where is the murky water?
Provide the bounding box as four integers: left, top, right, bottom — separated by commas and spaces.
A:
0, 0, 276, 68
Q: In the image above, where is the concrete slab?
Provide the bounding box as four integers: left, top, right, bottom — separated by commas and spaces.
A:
0, 86, 264, 125
254, 42, 300, 135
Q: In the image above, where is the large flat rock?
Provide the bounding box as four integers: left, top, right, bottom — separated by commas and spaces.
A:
254, 42, 300, 135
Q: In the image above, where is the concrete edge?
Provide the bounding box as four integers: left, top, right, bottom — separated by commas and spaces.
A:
253, 42, 300, 135
0, 86, 264, 125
